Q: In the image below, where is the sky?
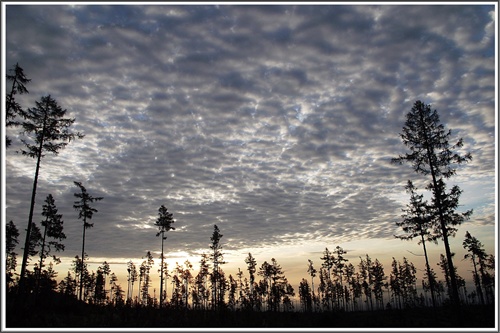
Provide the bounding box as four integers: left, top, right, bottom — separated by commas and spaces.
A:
2, 2, 497, 297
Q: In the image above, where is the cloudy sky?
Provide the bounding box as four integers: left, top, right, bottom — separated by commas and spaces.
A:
3, 3, 497, 290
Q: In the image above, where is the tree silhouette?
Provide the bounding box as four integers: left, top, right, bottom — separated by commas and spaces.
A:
37, 194, 66, 293
109, 272, 118, 305
170, 260, 193, 308
23, 221, 43, 287
195, 253, 210, 310
463, 231, 490, 305
113, 281, 125, 306
422, 266, 439, 306
299, 278, 313, 312
307, 259, 317, 308
370, 259, 386, 310
437, 253, 465, 304
228, 274, 238, 310
71, 255, 86, 298
482, 254, 495, 304
209, 224, 225, 310
392, 100, 473, 307
157, 259, 169, 305
257, 258, 293, 311
395, 180, 438, 307
99, 261, 111, 301
126, 260, 138, 303
6, 62, 31, 147
359, 255, 374, 311
320, 248, 335, 310
154, 205, 175, 308
332, 246, 348, 309
345, 263, 360, 311
182, 260, 194, 308
171, 263, 184, 307
58, 271, 77, 297
18, 95, 83, 291
390, 257, 418, 308
94, 269, 106, 304
140, 251, 154, 305
268, 258, 293, 311
138, 261, 145, 302
245, 252, 258, 309
6, 221, 20, 289
73, 181, 103, 301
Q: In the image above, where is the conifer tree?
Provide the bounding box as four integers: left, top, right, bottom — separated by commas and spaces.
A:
58, 271, 77, 297
370, 259, 386, 310
94, 269, 106, 304
99, 261, 111, 300
245, 253, 257, 296
307, 259, 317, 297
392, 100, 473, 306
126, 260, 138, 302
154, 205, 175, 307
395, 180, 438, 307
73, 181, 103, 301
332, 246, 348, 309
181, 260, 193, 307
209, 224, 225, 310
299, 278, 313, 312
37, 194, 66, 293
6, 62, 31, 147
359, 255, 374, 310
140, 251, 154, 305
24, 222, 43, 289
196, 253, 211, 310
463, 231, 490, 305
18, 95, 83, 291
6, 221, 20, 289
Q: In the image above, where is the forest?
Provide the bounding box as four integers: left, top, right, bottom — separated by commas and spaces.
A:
4, 63, 496, 328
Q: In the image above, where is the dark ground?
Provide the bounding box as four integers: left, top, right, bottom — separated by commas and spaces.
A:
5, 292, 497, 329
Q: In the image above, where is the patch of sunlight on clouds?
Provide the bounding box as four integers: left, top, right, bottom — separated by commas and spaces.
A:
166, 188, 240, 206
386, 190, 410, 207
6, 158, 33, 179
157, 251, 193, 264
116, 222, 154, 230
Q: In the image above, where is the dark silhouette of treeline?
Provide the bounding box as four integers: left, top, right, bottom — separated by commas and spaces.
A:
5, 64, 496, 328
5, 204, 496, 328
5, 288, 496, 328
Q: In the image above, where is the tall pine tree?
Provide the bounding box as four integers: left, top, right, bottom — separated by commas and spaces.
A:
73, 181, 103, 301
210, 224, 225, 310
18, 95, 83, 291
154, 205, 175, 308
392, 100, 472, 307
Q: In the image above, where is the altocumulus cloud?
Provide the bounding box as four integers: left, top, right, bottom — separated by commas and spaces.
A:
4, 4, 496, 262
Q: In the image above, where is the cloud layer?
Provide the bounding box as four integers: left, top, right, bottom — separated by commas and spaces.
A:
4, 4, 496, 267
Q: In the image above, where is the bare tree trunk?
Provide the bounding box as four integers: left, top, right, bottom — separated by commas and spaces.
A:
79, 217, 87, 301
159, 233, 164, 308
421, 233, 436, 308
